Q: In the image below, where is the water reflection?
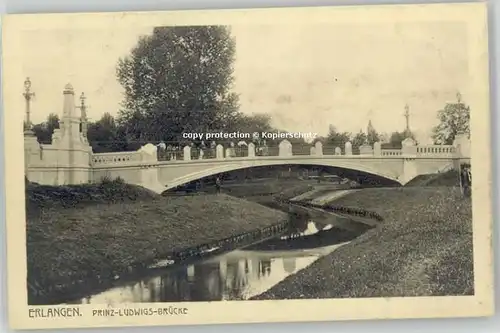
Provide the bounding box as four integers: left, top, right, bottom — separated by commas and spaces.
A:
73, 242, 345, 305
281, 221, 322, 240
70, 220, 355, 305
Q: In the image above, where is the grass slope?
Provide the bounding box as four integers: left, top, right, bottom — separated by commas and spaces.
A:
253, 186, 473, 299
220, 179, 316, 198
26, 179, 288, 301
405, 169, 460, 187
26, 178, 159, 214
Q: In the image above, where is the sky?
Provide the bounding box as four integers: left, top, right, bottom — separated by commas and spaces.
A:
7, 8, 471, 144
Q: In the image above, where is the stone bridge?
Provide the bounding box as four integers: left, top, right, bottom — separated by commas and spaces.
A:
23, 83, 472, 193
88, 141, 468, 193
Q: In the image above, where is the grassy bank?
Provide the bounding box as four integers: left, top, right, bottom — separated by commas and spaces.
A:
26, 177, 158, 214
218, 180, 326, 216
196, 178, 349, 203
26, 179, 288, 303
215, 179, 317, 200
405, 169, 460, 187
253, 185, 473, 299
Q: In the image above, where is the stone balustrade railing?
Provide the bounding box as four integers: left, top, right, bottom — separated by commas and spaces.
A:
89, 139, 464, 166
92, 151, 142, 166
416, 145, 456, 156
381, 149, 403, 156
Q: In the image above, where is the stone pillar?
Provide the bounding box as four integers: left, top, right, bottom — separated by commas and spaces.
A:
345, 141, 352, 155
248, 142, 255, 157
453, 133, 471, 159
310, 146, 316, 155
401, 158, 418, 185
314, 141, 323, 156
137, 144, 162, 192
225, 147, 232, 158
138, 143, 159, 162
61, 83, 81, 144
49, 83, 93, 185
23, 79, 39, 180
359, 144, 373, 155
452, 133, 471, 171
24, 134, 41, 182
401, 137, 417, 155
373, 142, 382, 156
400, 138, 418, 185
334, 147, 342, 155
183, 145, 191, 161
216, 144, 224, 159
279, 140, 292, 157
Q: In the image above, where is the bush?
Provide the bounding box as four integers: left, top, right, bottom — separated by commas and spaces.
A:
99, 175, 125, 185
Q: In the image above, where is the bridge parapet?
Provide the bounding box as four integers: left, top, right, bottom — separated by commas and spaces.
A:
88, 139, 465, 167
92, 151, 142, 166
152, 139, 463, 162
416, 145, 456, 157
381, 149, 403, 156
92, 143, 159, 168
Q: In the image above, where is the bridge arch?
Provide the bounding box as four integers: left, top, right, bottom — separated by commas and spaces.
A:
159, 159, 403, 192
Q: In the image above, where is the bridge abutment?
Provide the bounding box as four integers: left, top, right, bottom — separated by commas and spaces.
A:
401, 158, 418, 185
24, 83, 93, 186
398, 138, 419, 185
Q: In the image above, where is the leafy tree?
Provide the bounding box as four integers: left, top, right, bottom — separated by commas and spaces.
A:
234, 113, 273, 143
351, 130, 367, 150
366, 120, 380, 145
431, 92, 470, 145
32, 113, 60, 144
386, 131, 406, 149
87, 113, 128, 153
325, 125, 351, 148
382, 131, 418, 149
116, 25, 239, 145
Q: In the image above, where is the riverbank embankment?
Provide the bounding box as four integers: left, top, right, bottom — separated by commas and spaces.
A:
215, 178, 356, 210
26, 178, 288, 304
253, 172, 473, 299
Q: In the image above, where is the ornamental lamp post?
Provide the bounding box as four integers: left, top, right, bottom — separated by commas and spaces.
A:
23, 77, 35, 134
23, 77, 36, 180
76, 92, 89, 138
